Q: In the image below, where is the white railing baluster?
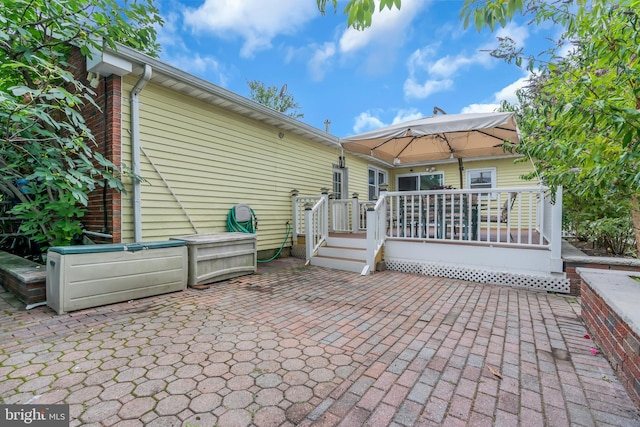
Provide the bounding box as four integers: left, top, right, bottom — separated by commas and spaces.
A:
375, 186, 557, 250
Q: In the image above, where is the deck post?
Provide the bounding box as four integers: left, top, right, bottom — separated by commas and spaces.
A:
550, 186, 563, 273
304, 202, 313, 262
365, 204, 376, 274
291, 189, 299, 245
351, 193, 360, 233
320, 187, 329, 237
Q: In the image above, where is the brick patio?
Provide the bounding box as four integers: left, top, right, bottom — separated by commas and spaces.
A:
1, 258, 639, 426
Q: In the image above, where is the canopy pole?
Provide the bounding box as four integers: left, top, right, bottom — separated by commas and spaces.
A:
458, 158, 464, 189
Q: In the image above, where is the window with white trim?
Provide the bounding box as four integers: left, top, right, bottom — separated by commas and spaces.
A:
466, 168, 496, 198
368, 166, 388, 200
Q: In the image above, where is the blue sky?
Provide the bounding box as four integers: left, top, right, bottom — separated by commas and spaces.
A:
154, 0, 552, 138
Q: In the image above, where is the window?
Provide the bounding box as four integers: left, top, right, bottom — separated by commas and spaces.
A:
466, 168, 496, 198
368, 167, 388, 200
397, 172, 444, 191
333, 168, 344, 199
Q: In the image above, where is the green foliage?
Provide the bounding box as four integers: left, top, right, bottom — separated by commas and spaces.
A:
0, 0, 163, 247
466, 0, 640, 256
247, 80, 304, 119
563, 192, 636, 256
317, 0, 401, 30
587, 217, 636, 256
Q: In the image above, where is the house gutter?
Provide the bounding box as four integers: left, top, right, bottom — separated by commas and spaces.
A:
131, 64, 152, 242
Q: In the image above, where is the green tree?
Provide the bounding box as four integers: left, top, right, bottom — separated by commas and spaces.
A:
1, 0, 163, 248
320, 0, 640, 254
316, 0, 401, 30
247, 80, 304, 119
460, 0, 640, 255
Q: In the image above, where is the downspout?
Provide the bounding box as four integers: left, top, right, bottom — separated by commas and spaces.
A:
131, 64, 152, 242
102, 76, 109, 234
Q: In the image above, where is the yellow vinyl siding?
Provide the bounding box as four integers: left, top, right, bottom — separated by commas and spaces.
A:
120, 77, 369, 250
390, 157, 537, 189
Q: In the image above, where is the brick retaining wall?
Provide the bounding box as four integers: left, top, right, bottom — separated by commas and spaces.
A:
563, 240, 640, 296
0, 251, 46, 307
580, 269, 640, 408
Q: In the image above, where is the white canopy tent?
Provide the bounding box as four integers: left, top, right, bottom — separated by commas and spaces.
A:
341, 112, 521, 188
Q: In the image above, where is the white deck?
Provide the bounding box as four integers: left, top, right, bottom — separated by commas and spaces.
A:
293, 187, 569, 292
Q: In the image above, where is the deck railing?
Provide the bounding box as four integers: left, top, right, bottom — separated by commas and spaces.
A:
365, 196, 387, 274
382, 186, 560, 248
330, 196, 362, 233
291, 194, 321, 244
291, 186, 563, 272
303, 194, 328, 261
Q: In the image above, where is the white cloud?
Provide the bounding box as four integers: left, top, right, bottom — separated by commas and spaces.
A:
157, 10, 229, 85
403, 42, 492, 99
351, 108, 425, 134
404, 77, 453, 99
427, 51, 493, 78
402, 21, 530, 101
307, 43, 336, 82
353, 112, 386, 133
392, 109, 424, 124
493, 74, 530, 104
338, 0, 428, 54
182, 0, 318, 58
156, 12, 184, 50
166, 52, 229, 86
460, 103, 500, 114
460, 72, 531, 113
495, 22, 529, 48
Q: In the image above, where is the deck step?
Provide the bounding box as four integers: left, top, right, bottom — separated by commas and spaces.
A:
308, 234, 370, 274
325, 236, 367, 249
317, 245, 366, 261
310, 255, 366, 274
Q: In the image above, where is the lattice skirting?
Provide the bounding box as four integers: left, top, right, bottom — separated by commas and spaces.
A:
385, 259, 570, 293
291, 245, 306, 259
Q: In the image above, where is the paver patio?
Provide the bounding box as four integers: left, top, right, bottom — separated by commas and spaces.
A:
1, 258, 639, 426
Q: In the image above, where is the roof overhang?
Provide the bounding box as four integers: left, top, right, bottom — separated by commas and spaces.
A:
88, 43, 340, 150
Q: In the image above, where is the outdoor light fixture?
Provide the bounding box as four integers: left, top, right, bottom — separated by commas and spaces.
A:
278, 132, 285, 139
338, 155, 345, 168
87, 71, 100, 88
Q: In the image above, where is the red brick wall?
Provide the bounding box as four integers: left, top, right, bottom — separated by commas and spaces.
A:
0, 253, 46, 305
581, 279, 640, 408
566, 262, 640, 296
67, 48, 122, 243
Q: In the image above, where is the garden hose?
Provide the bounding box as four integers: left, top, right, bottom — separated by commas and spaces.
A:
226, 207, 291, 263
226, 205, 257, 234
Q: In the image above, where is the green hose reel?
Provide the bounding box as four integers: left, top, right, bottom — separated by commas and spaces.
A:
226, 204, 290, 263
226, 204, 257, 233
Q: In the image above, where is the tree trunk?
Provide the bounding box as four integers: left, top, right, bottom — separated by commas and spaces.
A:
631, 195, 640, 257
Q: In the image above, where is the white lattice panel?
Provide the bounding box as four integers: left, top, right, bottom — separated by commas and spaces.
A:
291, 245, 306, 259
386, 259, 570, 293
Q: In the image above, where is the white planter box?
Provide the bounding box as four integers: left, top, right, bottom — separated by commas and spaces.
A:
171, 232, 256, 287
46, 241, 187, 314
